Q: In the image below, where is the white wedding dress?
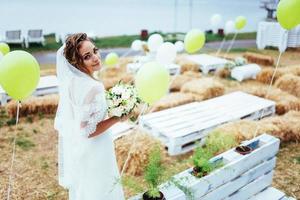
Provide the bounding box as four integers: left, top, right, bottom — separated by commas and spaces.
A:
54, 46, 125, 200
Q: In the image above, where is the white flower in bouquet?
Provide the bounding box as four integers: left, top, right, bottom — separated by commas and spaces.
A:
106, 82, 141, 118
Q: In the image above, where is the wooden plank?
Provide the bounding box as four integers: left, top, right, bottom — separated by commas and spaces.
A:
226, 171, 274, 200
172, 134, 279, 199
200, 157, 276, 200
248, 187, 285, 200
140, 92, 276, 155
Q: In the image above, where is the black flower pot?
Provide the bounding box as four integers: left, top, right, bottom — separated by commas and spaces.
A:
142, 191, 166, 200
235, 145, 253, 155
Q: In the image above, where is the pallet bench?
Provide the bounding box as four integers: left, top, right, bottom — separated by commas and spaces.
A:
139, 91, 276, 156
185, 54, 231, 74
129, 134, 288, 200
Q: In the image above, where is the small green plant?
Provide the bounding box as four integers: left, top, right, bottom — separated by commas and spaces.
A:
143, 148, 164, 198
192, 146, 214, 178
192, 132, 237, 178
205, 131, 237, 155
122, 147, 166, 199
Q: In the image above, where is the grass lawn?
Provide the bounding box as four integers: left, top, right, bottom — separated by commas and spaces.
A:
8, 32, 257, 53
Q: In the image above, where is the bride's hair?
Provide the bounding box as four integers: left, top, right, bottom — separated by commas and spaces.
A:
64, 33, 92, 74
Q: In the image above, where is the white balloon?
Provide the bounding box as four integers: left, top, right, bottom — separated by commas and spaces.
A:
131, 40, 142, 51
147, 34, 164, 52
156, 42, 177, 65
225, 20, 235, 35
175, 41, 184, 52
210, 14, 222, 27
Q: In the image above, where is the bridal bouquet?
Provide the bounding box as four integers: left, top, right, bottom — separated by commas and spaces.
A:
106, 83, 141, 117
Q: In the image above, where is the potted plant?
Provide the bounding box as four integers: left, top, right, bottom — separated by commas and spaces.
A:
125, 147, 167, 200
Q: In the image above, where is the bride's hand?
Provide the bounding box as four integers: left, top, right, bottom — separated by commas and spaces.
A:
119, 112, 134, 122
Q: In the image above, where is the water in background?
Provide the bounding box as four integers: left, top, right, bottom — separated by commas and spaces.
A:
0, 0, 266, 37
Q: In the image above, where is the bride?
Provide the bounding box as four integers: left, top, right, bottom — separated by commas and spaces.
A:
54, 33, 126, 200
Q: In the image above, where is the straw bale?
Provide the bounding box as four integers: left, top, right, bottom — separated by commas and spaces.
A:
114, 130, 164, 176
227, 84, 300, 115
176, 58, 200, 74
180, 78, 225, 101
6, 95, 59, 118
256, 67, 285, 84
216, 67, 231, 79
275, 74, 300, 98
243, 52, 274, 66
151, 92, 196, 112
215, 111, 300, 142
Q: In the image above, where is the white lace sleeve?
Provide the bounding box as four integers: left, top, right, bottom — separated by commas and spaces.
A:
79, 84, 108, 137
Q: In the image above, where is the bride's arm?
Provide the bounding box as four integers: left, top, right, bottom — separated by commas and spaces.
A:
86, 117, 119, 138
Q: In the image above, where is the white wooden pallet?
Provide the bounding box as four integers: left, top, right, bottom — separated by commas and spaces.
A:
249, 187, 296, 200
140, 91, 276, 155
0, 75, 58, 105
129, 134, 280, 200
185, 54, 230, 74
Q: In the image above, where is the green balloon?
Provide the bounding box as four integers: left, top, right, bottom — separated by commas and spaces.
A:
235, 16, 247, 30
184, 29, 206, 54
135, 62, 170, 105
277, 0, 300, 30
0, 51, 40, 100
0, 43, 10, 55
105, 52, 119, 66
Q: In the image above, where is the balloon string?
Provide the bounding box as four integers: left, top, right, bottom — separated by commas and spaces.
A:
252, 51, 283, 139
120, 49, 132, 58
119, 103, 148, 177
224, 32, 238, 58
216, 37, 226, 57
6, 101, 20, 200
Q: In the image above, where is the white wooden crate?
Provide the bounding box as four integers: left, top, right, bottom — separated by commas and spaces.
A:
129, 134, 280, 200
185, 54, 231, 74
0, 75, 58, 105
249, 187, 296, 200
140, 91, 276, 155
171, 134, 279, 199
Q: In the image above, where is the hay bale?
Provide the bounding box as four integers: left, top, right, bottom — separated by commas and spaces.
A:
114, 130, 164, 176
243, 52, 274, 66
227, 83, 300, 115
181, 78, 225, 101
256, 67, 284, 84
6, 95, 59, 118
176, 57, 200, 74
150, 92, 196, 112
216, 67, 231, 79
275, 74, 300, 98
170, 75, 197, 92
102, 73, 134, 90
215, 111, 300, 142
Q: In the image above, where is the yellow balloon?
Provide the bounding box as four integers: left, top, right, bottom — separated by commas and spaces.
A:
135, 62, 170, 105
235, 16, 247, 30
105, 52, 119, 66
184, 29, 205, 54
0, 51, 40, 100
0, 43, 10, 55
277, 0, 300, 30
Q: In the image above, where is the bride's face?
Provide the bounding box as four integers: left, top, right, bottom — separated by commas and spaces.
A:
79, 41, 102, 74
